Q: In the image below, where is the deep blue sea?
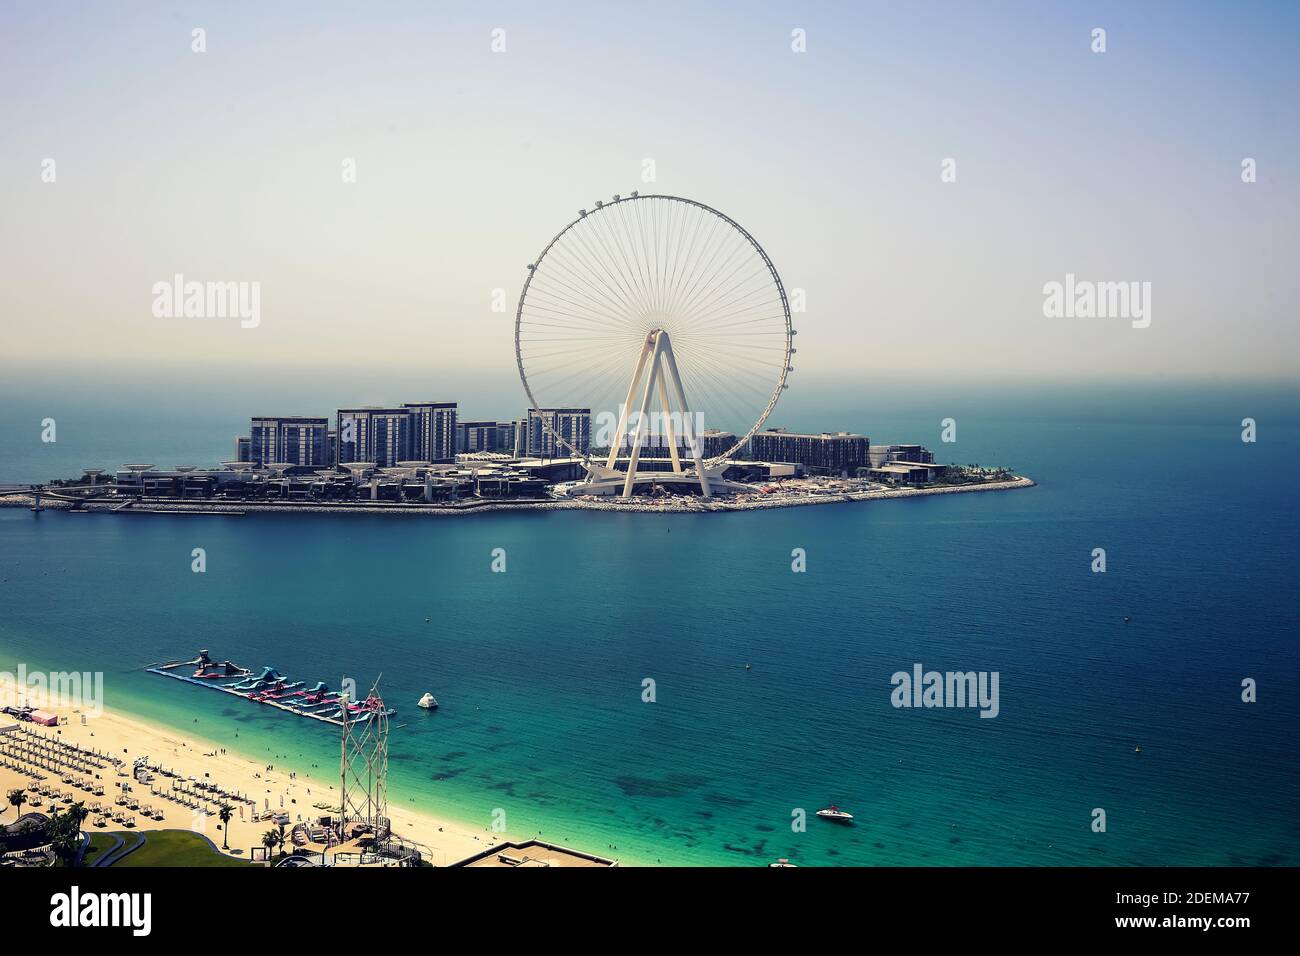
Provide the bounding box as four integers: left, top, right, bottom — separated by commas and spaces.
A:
1, 377, 1297, 866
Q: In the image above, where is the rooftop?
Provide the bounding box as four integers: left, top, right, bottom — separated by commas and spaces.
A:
756, 429, 867, 440
453, 840, 618, 868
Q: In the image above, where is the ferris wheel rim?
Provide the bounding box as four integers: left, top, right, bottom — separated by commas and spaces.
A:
514, 193, 793, 467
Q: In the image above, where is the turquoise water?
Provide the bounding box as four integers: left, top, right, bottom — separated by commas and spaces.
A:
1, 381, 1298, 866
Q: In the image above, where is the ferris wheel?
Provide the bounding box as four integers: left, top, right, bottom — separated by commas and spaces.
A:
515, 193, 793, 497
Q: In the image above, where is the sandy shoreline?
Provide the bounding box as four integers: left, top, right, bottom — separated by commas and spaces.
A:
0, 691, 540, 866
0, 477, 1035, 516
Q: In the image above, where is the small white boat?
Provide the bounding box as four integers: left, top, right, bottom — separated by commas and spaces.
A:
816, 805, 854, 823
417, 692, 439, 710
768, 858, 797, 867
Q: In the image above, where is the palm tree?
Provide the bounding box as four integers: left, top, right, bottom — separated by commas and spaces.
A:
47, 806, 83, 865
276, 822, 287, 856
261, 828, 279, 861
6, 788, 27, 820
218, 803, 233, 850
68, 801, 88, 830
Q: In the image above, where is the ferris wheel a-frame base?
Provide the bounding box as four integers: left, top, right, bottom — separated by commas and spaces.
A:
583, 329, 717, 499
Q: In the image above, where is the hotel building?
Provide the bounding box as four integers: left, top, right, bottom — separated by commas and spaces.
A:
748, 428, 871, 474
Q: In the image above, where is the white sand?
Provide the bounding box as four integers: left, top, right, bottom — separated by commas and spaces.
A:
1, 696, 519, 866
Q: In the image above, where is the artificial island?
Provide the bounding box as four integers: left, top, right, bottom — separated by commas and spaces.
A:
3, 194, 1031, 515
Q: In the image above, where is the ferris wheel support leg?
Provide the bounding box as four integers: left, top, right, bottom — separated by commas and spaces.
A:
656, 363, 683, 474
659, 333, 711, 497
622, 333, 666, 498
606, 336, 656, 471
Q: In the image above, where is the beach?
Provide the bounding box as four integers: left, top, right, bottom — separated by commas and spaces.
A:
1, 691, 533, 866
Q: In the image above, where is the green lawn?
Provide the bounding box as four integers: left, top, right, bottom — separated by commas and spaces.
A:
111, 829, 257, 868
81, 832, 121, 867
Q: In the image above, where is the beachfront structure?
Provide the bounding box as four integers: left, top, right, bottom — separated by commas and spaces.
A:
526, 408, 591, 459
868, 461, 948, 485
749, 429, 870, 474
114, 466, 246, 497
868, 443, 936, 468
247, 416, 330, 468
404, 401, 457, 462
721, 460, 806, 482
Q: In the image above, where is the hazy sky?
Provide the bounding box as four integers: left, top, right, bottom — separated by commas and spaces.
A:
2, 0, 1297, 391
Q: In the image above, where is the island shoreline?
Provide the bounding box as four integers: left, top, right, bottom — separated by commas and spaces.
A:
0, 477, 1035, 517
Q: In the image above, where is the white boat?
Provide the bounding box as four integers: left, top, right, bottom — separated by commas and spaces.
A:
815, 805, 854, 823
768, 858, 797, 867
417, 692, 439, 710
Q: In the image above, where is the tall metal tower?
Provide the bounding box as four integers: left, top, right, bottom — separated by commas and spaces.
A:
337, 679, 390, 847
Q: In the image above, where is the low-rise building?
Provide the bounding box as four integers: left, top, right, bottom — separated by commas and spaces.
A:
868, 443, 935, 468
868, 461, 947, 485
722, 460, 806, 482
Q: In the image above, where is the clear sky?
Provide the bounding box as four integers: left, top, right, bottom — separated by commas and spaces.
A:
2, 0, 1297, 390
